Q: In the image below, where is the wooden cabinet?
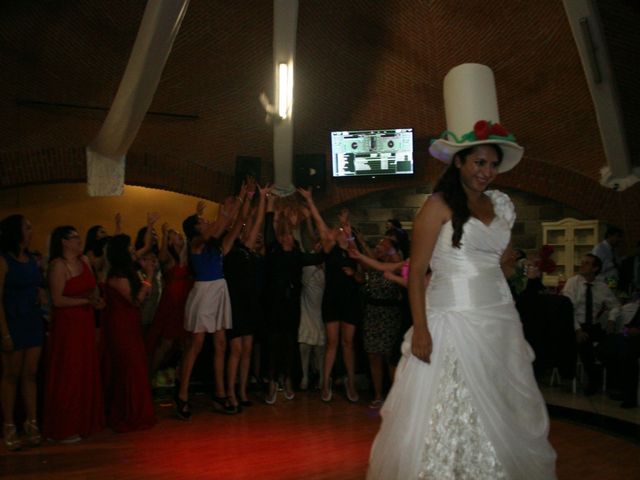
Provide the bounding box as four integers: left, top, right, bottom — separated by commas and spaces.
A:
541, 218, 599, 286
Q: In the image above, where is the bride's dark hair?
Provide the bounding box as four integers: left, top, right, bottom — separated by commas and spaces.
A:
432, 144, 503, 248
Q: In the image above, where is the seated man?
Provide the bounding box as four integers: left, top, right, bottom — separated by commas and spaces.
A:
562, 254, 620, 395
603, 297, 640, 408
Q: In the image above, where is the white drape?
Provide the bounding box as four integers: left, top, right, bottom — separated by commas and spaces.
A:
87, 0, 190, 196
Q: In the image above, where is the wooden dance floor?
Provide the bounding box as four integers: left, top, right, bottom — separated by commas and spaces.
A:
1, 391, 639, 479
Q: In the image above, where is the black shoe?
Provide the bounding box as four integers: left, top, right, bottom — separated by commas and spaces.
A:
175, 396, 192, 421
620, 400, 638, 409
212, 396, 239, 415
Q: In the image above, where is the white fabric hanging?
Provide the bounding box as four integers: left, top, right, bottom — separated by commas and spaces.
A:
87, 0, 190, 196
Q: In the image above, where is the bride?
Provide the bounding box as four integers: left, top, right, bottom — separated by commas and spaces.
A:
367, 64, 556, 479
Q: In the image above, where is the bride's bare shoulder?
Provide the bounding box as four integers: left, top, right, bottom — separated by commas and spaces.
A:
418, 192, 451, 224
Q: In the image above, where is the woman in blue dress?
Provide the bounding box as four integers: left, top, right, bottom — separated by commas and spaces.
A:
0, 215, 45, 451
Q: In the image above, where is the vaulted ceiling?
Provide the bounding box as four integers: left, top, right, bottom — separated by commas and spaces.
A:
1, 1, 639, 222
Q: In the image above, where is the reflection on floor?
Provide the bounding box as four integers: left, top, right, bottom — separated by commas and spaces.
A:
540, 382, 640, 426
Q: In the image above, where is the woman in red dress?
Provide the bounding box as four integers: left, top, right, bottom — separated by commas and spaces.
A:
44, 225, 105, 442
146, 224, 192, 381
102, 234, 156, 432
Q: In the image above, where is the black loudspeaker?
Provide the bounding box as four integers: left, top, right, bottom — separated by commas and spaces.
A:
294, 154, 326, 192
234, 156, 261, 194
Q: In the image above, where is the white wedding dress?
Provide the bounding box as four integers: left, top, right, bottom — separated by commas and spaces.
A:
367, 190, 557, 480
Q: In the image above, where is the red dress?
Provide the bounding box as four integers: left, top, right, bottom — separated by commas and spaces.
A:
102, 281, 156, 432
43, 261, 105, 440
145, 264, 193, 352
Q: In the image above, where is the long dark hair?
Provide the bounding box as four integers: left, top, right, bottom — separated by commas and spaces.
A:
0, 214, 26, 256
49, 225, 77, 262
135, 227, 159, 256
83, 225, 104, 255
433, 144, 503, 248
107, 234, 141, 298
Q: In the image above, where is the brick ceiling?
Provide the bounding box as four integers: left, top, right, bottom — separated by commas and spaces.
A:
1, 0, 639, 196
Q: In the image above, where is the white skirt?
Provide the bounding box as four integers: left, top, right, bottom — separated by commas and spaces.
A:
184, 279, 232, 333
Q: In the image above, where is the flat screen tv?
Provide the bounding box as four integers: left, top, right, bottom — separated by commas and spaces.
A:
331, 128, 413, 178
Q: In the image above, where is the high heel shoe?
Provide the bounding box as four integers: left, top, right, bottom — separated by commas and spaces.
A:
212, 396, 238, 414
175, 395, 192, 421
3, 423, 22, 451
23, 419, 42, 446
345, 376, 359, 403
284, 378, 295, 400
321, 378, 333, 403
265, 381, 277, 405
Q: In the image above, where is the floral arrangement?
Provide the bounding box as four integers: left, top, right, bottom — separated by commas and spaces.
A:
434, 120, 517, 145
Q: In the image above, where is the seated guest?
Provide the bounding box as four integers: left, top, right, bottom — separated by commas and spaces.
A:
516, 261, 575, 379
603, 297, 640, 408
592, 226, 623, 284
562, 253, 619, 395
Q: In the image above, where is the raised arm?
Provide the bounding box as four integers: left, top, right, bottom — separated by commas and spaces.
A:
134, 212, 159, 259
114, 212, 122, 235
296, 187, 333, 252
244, 183, 271, 251
221, 183, 251, 255
158, 223, 172, 266
408, 194, 449, 364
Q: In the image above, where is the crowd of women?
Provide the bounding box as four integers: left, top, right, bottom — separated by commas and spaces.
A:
0, 179, 411, 450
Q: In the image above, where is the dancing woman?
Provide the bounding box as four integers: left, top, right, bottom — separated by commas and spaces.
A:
297, 189, 363, 403
367, 64, 556, 479
176, 188, 245, 418
224, 183, 270, 409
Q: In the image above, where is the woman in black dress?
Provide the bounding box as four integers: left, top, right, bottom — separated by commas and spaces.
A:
297, 189, 363, 403
224, 183, 270, 409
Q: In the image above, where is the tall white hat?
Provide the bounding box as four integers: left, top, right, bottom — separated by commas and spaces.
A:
429, 63, 523, 173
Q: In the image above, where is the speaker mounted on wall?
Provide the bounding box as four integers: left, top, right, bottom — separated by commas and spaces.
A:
294, 154, 326, 192
234, 156, 262, 195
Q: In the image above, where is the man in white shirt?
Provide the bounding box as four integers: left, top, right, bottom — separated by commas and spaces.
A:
592, 226, 623, 283
562, 254, 620, 395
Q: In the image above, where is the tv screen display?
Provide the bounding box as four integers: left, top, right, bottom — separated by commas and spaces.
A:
331, 128, 413, 178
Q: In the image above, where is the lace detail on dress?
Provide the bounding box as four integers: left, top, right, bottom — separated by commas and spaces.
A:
485, 190, 516, 229
418, 341, 506, 480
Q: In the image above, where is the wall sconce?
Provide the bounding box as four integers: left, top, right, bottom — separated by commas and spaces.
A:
277, 61, 293, 119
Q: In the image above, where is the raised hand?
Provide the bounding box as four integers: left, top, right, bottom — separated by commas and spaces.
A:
161, 222, 169, 235
147, 212, 160, 226
337, 208, 349, 225
296, 187, 313, 203
196, 200, 206, 217
258, 183, 273, 197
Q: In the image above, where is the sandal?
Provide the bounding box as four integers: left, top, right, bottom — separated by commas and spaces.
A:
23, 419, 42, 446
345, 376, 359, 403
321, 378, 333, 403
3, 423, 22, 451
265, 382, 277, 405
